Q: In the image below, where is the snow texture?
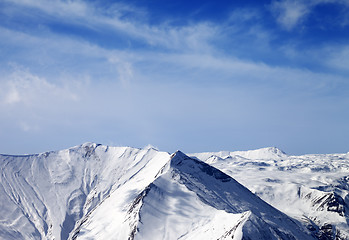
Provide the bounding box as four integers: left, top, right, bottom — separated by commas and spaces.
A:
0, 144, 345, 239
191, 147, 349, 239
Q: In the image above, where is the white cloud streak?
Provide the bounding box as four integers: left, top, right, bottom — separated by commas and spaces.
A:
0, 0, 346, 99
2, 0, 220, 52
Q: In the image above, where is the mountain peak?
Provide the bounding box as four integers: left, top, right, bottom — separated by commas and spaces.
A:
230, 146, 287, 160
160, 149, 314, 240
79, 142, 101, 148
264, 146, 286, 155
142, 144, 158, 151
170, 150, 190, 163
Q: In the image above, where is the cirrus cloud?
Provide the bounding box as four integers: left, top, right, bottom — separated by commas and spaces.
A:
0, 66, 79, 107
270, 0, 349, 30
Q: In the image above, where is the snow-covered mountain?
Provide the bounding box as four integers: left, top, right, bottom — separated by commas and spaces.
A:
0, 143, 347, 239
0, 143, 170, 240
191, 147, 349, 239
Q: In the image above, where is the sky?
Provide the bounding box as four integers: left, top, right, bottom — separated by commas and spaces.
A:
0, 0, 349, 155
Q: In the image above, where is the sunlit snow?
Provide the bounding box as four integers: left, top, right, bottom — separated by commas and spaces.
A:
1, 143, 348, 239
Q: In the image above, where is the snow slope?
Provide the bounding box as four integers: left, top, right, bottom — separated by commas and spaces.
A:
0, 143, 170, 239
191, 147, 349, 239
0, 143, 336, 239
75, 150, 314, 240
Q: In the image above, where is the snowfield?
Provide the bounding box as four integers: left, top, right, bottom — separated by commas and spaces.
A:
0, 143, 348, 239
191, 147, 349, 239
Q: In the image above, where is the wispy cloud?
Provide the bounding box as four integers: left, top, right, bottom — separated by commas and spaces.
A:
270, 0, 309, 30
325, 45, 349, 71
270, 0, 349, 30
0, 66, 79, 107
1, 0, 220, 53
1, 1, 347, 106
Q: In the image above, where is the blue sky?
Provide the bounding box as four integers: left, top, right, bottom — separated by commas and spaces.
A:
0, 0, 348, 155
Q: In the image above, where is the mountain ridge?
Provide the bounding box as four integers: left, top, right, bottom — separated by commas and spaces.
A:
190, 149, 349, 239
1, 143, 348, 239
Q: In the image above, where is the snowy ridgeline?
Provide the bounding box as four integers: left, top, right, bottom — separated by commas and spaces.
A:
0, 143, 348, 240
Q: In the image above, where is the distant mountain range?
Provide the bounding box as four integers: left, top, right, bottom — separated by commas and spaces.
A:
1, 143, 348, 239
